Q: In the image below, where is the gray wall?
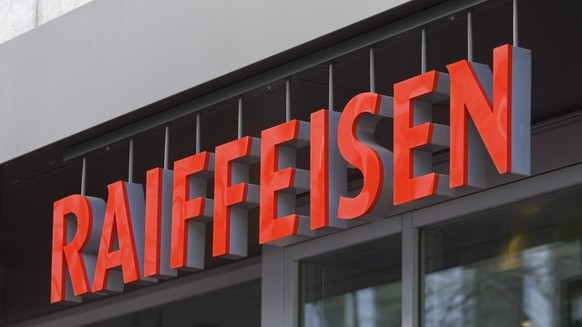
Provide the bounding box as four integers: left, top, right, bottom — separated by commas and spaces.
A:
0, 0, 408, 164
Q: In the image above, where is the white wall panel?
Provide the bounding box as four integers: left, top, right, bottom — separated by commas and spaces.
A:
0, 0, 36, 44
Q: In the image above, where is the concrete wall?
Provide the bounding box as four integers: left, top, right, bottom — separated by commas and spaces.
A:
0, 0, 93, 44
0, 0, 409, 164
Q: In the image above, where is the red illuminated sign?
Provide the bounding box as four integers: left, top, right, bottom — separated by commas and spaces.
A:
51, 44, 531, 303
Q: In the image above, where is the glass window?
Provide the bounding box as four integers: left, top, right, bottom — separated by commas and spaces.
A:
423, 187, 582, 327
300, 236, 402, 327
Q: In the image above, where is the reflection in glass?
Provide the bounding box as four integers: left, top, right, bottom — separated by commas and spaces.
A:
301, 236, 401, 327
424, 187, 582, 327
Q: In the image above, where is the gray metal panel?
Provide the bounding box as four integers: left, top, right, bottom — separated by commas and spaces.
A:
0, 0, 409, 164
261, 245, 286, 327
61, 0, 487, 161
402, 213, 419, 327
286, 216, 401, 261
414, 118, 582, 227
13, 257, 261, 327
413, 162, 582, 228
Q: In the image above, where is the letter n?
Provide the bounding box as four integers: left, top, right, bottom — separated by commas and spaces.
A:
448, 44, 531, 188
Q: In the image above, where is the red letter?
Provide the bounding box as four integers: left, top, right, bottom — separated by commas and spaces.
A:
51, 195, 104, 303
310, 109, 347, 230
394, 71, 451, 205
214, 137, 260, 258
448, 44, 531, 188
171, 152, 213, 270
92, 182, 145, 293
337, 92, 393, 219
144, 168, 176, 279
260, 120, 311, 245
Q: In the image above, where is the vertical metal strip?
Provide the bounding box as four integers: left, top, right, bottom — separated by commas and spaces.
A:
81, 156, 87, 195
164, 124, 170, 169
513, 0, 518, 47
402, 213, 420, 327
467, 10, 473, 61
320, 265, 325, 325
419, 225, 426, 327
286, 78, 291, 122
421, 28, 427, 73
369, 46, 376, 92
261, 245, 286, 327
328, 62, 334, 111
238, 96, 243, 139
128, 138, 134, 183
196, 113, 201, 153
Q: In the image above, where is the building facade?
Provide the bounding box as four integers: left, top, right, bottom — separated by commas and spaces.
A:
1, 0, 582, 326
